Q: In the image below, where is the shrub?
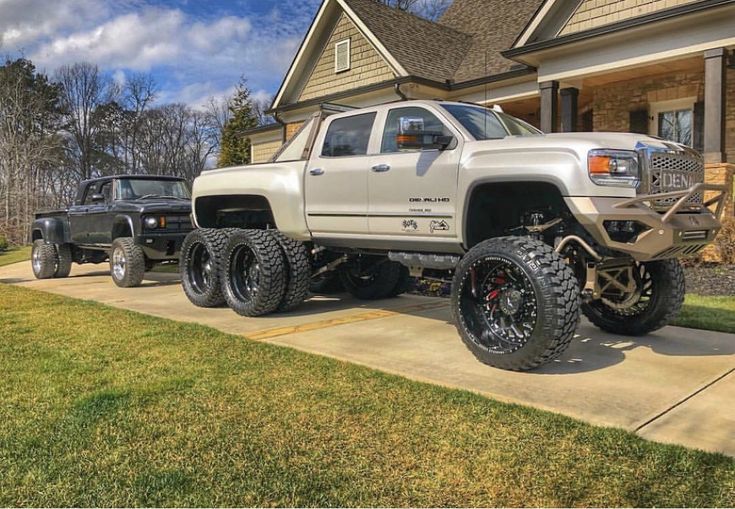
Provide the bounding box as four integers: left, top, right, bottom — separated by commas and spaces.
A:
714, 216, 735, 264
0, 234, 8, 252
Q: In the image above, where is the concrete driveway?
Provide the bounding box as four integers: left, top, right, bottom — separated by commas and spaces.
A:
1, 261, 734, 457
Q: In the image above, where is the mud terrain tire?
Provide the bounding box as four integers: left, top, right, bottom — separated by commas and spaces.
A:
339, 257, 401, 300
54, 243, 73, 278
181, 229, 230, 308
221, 229, 286, 317
32, 240, 57, 279
268, 231, 311, 312
110, 237, 146, 288
451, 236, 580, 371
582, 259, 685, 336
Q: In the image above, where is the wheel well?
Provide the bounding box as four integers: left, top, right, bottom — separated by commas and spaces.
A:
112, 219, 133, 240
195, 195, 276, 229
31, 229, 42, 242
464, 182, 570, 248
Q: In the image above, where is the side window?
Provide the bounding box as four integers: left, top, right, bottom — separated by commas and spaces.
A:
381, 107, 452, 153
321, 113, 376, 157
82, 185, 97, 205
100, 182, 113, 203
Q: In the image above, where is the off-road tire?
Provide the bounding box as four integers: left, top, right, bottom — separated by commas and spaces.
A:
268, 231, 310, 312
221, 229, 286, 317
54, 243, 73, 278
339, 257, 402, 300
31, 240, 58, 279
388, 265, 412, 297
110, 237, 146, 288
451, 236, 580, 371
180, 229, 230, 308
582, 259, 685, 336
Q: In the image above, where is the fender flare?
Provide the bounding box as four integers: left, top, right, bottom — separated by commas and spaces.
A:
112, 215, 136, 239
30, 217, 68, 244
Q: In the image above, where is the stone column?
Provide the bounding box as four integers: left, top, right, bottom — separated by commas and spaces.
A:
560, 87, 579, 133
539, 81, 559, 134
704, 48, 727, 163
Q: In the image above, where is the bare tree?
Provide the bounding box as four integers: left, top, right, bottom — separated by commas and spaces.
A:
56, 63, 117, 180
376, 0, 452, 20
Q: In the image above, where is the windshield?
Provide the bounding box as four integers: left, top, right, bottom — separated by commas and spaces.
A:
116, 179, 190, 200
441, 104, 542, 140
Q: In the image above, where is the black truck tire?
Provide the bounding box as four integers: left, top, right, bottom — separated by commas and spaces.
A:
110, 237, 146, 288
31, 240, 58, 280
54, 244, 73, 278
221, 229, 286, 317
310, 273, 344, 294
388, 265, 412, 297
180, 229, 230, 308
451, 237, 580, 371
268, 231, 311, 312
339, 257, 402, 300
582, 259, 685, 336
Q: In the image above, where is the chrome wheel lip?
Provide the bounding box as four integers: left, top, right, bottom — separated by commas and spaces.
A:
112, 247, 127, 280
32, 246, 42, 273
458, 254, 539, 355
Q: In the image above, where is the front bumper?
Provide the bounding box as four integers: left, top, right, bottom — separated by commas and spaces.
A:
136, 232, 191, 260
565, 183, 728, 261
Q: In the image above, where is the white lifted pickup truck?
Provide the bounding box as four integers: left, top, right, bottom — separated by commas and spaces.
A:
181, 100, 727, 371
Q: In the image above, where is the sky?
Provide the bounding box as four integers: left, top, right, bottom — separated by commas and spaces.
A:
0, 0, 325, 108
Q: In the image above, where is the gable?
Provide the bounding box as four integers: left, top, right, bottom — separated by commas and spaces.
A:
298, 13, 396, 103
560, 0, 700, 35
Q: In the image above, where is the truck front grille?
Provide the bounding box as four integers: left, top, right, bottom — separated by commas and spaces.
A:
164, 215, 193, 232
647, 151, 704, 209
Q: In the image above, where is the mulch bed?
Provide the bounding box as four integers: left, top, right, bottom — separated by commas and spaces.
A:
683, 263, 735, 296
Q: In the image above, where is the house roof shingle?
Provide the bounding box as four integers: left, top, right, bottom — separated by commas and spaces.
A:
439, 0, 545, 82
343, 0, 473, 83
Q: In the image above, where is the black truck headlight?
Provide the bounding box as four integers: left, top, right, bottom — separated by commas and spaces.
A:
144, 216, 159, 229
588, 149, 640, 188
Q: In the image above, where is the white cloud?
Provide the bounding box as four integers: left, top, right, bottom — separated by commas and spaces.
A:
1, 0, 321, 106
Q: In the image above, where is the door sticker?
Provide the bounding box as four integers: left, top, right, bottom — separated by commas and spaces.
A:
430, 220, 449, 233
402, 219, 418, 232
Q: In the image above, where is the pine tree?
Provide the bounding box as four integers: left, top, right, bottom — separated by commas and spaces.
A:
218, 79, 258, 167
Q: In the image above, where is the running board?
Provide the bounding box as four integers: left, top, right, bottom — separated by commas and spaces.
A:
388, 252, 460, 272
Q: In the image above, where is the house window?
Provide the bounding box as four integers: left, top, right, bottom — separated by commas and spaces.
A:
335, 39, 351, 73
650, 97, 696, 147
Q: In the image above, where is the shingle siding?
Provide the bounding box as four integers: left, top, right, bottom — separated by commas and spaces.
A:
298, 13, 395, 102
560, 0, 699, 35
251, 140, 282, 164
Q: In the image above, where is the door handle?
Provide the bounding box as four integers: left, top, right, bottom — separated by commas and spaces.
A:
371, 164, 391, 173
309, 168, 324, 176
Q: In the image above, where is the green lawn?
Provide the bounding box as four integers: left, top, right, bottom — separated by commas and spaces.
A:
675, 295, 735, 334
0, 246, 31, 267
0, 284, 734, 507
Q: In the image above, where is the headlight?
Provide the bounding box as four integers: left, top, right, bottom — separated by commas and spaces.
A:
144, 216, 159, 229
588, 149, 640, 188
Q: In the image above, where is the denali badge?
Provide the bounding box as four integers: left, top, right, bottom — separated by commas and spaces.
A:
660, 170, 695, 190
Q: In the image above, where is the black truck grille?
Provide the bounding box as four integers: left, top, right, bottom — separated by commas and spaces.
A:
164, 215, 193, 232
647, 151, 704, 209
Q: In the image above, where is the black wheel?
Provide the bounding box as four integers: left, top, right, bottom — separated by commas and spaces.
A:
582, 259, 685, 336
31, 240, 57, 279
221, 229, 286, 317
451, 237, 580, 371
268, 231, 310, 312
54, 244, 73, 278
388, 265, 412, 297
339, 257, 401, 300
180, 229, 229, 307
110, 237, 146, 288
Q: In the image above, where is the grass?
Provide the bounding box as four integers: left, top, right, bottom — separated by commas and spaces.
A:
0, 246, 31, 267
0, 284, 734, 507
675, 294, 735, 334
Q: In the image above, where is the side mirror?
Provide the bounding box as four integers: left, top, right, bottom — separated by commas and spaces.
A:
396, 116, 454, 151
90, 193, 105, 203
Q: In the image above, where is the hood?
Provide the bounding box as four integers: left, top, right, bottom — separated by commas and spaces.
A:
119, 199, 192, 213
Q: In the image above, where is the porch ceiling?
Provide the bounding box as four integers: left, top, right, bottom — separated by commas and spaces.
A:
578, 56, 705, 88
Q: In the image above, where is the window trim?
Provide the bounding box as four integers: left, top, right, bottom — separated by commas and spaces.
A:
319, 111, 377, 159
649, 96, 696, 146
334, 38, 351, 73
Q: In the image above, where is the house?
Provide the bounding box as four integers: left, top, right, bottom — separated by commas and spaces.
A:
248, 0, 734, 213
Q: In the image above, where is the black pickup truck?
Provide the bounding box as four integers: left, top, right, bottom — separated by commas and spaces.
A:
31, 175, 193, 287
